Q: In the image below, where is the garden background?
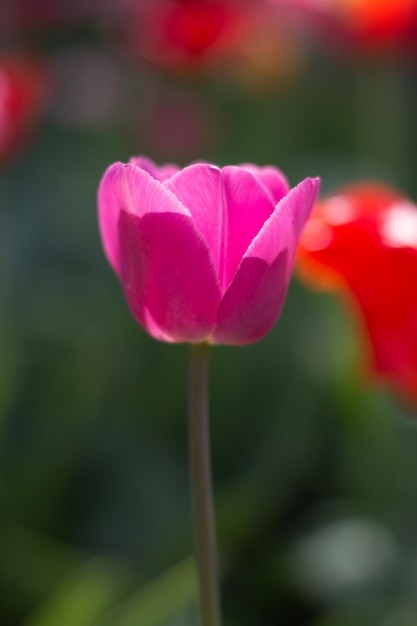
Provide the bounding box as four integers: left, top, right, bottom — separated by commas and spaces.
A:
1, 2, 417, 625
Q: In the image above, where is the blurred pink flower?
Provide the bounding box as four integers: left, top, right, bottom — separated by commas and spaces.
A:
48, 46, 127, 129
98, 156, 319, 344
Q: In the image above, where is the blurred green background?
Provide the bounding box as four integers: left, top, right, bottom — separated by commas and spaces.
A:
2, 2, 417, 625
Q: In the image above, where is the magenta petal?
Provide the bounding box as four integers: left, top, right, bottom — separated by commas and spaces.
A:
98, 155, 320, 346
98, 162, 191, 276
118, 209, 221, 342
212, 252, 290, 345
97, 161, 125, 276
213, 177, 320, 345
129, 155, 180, 181
165, 164, 275, 292
240, 164, 290, 205
164, 163, 222, 276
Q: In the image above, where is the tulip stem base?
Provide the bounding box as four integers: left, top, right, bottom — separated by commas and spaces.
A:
189, 342, 222, 626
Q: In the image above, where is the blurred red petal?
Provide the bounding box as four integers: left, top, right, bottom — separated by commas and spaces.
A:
300, 0, 417, 54
338, 0, 417, 44
0, 56, 47, 164
297, 183, 417, 401
128, 0, 250, 72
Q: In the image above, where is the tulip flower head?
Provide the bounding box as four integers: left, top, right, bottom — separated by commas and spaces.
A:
297, 183, 417, 400
98, 156, 319, 345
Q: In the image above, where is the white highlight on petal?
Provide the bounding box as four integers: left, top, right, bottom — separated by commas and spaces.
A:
381, 202, 417, 248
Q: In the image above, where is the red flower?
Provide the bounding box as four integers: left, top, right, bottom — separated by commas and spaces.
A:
127, 0, 249, 72
0, 56, 46, 164
297, 183, 417, 400
339, 0, 417, 50
300, 0, 417, 54
123, 0, 307, 82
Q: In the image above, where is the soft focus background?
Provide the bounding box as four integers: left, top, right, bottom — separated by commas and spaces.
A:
2, 1, 417, 625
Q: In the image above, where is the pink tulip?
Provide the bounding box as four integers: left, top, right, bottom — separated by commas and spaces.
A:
98, 156, 319, 345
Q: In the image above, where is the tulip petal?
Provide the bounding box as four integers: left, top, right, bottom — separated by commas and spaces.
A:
118, 209, 221, 342
129, 155, 179, 181
99, 162, 221, 341
98, 162, 190, 276
213, 177, 320, 345
240, 164, 290, 204
98, 161, 125, 276
165, 163, 275, 292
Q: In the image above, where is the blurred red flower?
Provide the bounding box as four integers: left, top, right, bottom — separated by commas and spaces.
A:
339, 0, 417, 50
125, 0, 308, 86
300, 0, 417, 54
297, 183, 417, 400
0, 56, 46, 164
127, 0, 252, 72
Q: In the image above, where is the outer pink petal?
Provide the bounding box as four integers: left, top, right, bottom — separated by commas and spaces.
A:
212, 177, 320, 345
164, 163, 275, 293
99, 162, 220, 342
240, 164, 290, 205
129, 155, 180, 181
98, 161, 126, 276
118, 210, 221, 342
98, 162, 189, 276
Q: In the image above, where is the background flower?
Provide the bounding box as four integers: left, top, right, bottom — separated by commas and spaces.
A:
125, 0, 247, 73
0, 55, 46, 164
297, 183, 417, 400
299, 0, 417, 54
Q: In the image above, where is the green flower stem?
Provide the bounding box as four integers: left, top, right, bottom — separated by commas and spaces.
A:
189, 342, 222, 626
